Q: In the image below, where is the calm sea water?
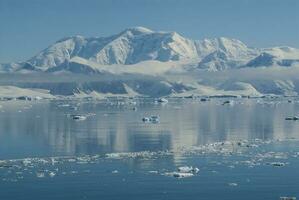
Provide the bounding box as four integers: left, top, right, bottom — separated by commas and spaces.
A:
0, 98, 299, 200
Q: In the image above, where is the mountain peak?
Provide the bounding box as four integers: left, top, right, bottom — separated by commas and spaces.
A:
121, 26, 153, 35
56, 35, 85, 43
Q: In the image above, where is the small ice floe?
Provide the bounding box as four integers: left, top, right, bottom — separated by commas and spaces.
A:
222, 100, 234, 106
129, 101, 137, 105
34, 96, 43, 100
270, 162, 286, 167
228, 183, 238, 187
142, 117, 150, 122
178, 166, 199, 174
72, 114, 87, 121
156, 98, 168, 103
142, 115, 160, 123
280, 197, 296, 200
22, 159, 32, 166
200, 98, 209, 102
58, 104, 71, 108
70, 106, 78, 111
51, 158, 58, 165
164, 165, 199, 179
36, 172, 45, 178
0, 160, 12, 168
49, 171, 56, 177
76, 156, 90, 164
164, 172, 194, 178
285, 116, 299, 121
149, 115, 160, 123
148, 170, 159, 174
106, 150, 171, 160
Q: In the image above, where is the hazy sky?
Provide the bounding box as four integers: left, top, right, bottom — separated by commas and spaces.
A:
0, 0, 299, 63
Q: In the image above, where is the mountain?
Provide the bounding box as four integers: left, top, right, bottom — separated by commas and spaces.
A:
1, 27, 299, 74
246, 47, 299, 68
25, 27, 199, 71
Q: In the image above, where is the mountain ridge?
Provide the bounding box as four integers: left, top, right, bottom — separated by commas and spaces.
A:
1, 27, 299, 74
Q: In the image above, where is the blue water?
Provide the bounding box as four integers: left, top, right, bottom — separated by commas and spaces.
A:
0, 98, 299, 199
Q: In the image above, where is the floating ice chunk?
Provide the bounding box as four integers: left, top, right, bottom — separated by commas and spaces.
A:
34, 96, 43, 100
76, 156, 90, 164
270, 162, 285, 167
222, 100, 234, 106
142, 117, 150, 122
150, 115, 160, 123
173, 172, 194, 178
49, 171, 56, 177
164, 172, 194, 178
178, 166, 193, 173
148, 170, 159, 174
200, 98, 208, 102
58, 104, 71, 107
280, 197, 296, 200
0, 160, 12, 168
36, 172, 45, 178
228, 183, 238, 187
51, 158, 58, 165
178, 166, 199, 174
22, 159, 32, 166
285, 116, 299, 121
72, 114, 87, 121
193, 167, 200, 173
129, 101, 137, 105
70, 106, 78, 111
142, 115, 160, 123
157, 98, 168, 103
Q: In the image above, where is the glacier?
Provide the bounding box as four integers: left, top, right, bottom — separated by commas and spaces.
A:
1, 27, 299, 98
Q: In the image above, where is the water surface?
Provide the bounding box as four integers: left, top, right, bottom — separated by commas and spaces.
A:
0, 98, 299, 199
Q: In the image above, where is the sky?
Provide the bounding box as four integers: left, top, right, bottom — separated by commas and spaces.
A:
0, 0, 299, 63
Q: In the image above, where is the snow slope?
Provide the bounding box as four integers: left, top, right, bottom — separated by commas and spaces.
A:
0, 86, 54, 99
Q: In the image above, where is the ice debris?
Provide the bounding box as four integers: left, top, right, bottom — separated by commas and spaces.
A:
228, 183, 238, 187
178, 166, 199, 174
49, 171, 56, 177
280, 197, 296, 200
36, 172, 45, 178
156, 98, 168, 103
72, 114, 87, 121
270, 162, 286, 167
164, 172, 194, 178
142, 115, 160, 123
285, 116, 299, 121
163, 165, 199, 179
0, 138, 297, 182
222, 100, 234, 106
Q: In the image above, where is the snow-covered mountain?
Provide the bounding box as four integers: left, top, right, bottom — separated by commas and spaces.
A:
2, 26, 299, 74
1, 27, 299, 98
246, 47, 299, 68
25, 27, 200, 71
